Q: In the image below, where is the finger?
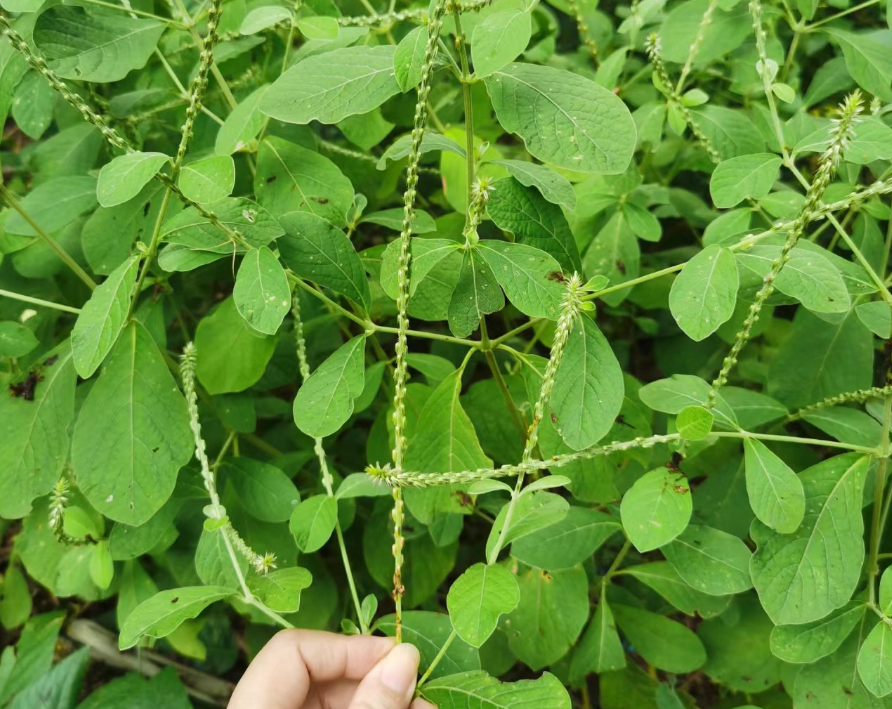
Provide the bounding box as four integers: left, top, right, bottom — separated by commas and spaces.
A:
228, 631, 395, 709
348, 643, 421, 709
410, 698, 437, 709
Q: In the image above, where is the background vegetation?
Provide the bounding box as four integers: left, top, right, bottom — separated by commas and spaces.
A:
0, 0, 891, 706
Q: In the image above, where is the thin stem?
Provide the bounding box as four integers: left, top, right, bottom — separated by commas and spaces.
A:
292, 296, 366, 632
281, 0, 302, 74
0, 186, 97, 290
81, 0, 188, 24
0, 289, 81, 314
416, 630, 457, 689
675, 0, 719, 93
480, 318, 527, 438
603, 538, 632, 581
867, 393, 892, 604
452, 5, 475, 220
804, 0, 881, 28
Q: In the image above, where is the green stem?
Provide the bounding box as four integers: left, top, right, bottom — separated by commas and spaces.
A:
452, 5, 475, 221
804, 0, 881, 29
480, 319, 527, 437
0, 186, 96, 291
868, 393, 892, 604
416, 630, 457, 690
0, 289, 81, 314
81, 0, 187, 25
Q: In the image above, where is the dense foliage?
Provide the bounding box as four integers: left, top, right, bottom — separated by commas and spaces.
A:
1, 0, 892, 706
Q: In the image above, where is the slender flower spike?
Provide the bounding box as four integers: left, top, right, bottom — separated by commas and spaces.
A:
707, 90, 863, 407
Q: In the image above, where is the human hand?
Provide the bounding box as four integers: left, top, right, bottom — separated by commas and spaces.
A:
227, 630, 436, 709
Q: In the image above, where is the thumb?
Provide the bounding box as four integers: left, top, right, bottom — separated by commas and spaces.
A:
348, 643, 421, 709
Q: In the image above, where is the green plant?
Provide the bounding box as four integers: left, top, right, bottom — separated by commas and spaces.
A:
1, 0, 892, 705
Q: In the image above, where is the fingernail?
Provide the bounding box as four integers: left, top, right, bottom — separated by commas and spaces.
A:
380, 643, 420, 695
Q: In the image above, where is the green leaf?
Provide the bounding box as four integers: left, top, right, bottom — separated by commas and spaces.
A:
690, 105, 765, 159
768, 309, 873, 410
278, 212, 371, 310
751, 454, 869, 625
5, 176, 97, 236
621, 562, 731, 618
447, 563, 520, 648
404, 370, 492, 524
379, 238, 463, 321
551, 315, 625, 450
478, 241, 564, 319
90, 540, 114, 590
240, 6, 292, 34
422, 671, 571, 709
698, 595, 782, 693
570, 596, 626, 678
0, 564, 32, 630
743, 437, 805, 534
676, 405, 713, 440
507, 566, 589, 669
195, 528, 246, 588
260, 46, 401, 124
639, 374, 738, 429
247, 567, 313, 613
471, 8, 531, 78
393, 26, 425, 91
71, 255, 139, 378
97, 152, 169, 208
194, 298, 276, 394
659, 0, 751, 65
621, 467, 692, 552
612, 604, 706, 673
83, 181, 166, 275
490, 159, 577, 210
33, 6, 165, 83
824, 28, 892, 102
289, 494, 338, 553
856, 301, 892, 339
0, 342, 77, 519
72, 322, 193, 525
447, 249, 505, 338
0, 321, 38, 358
376, 131, 466, 169
233, 246, 291, 335
709, 153, 782, 208
118, 587, 232, 650
511, 507, 621, 571
296, 16, 338, 39
12, 71, 55, 140
9, 646, 89, 709
485, 63, 636, 174
663, 524, 753, 596
161, 197, 283, 252
254, 137, 355, 226
216, 85, 269, 155
377, 611, 481, 679
669, 244, 739, 341
224, 457, 300, 523
360, 208, 436, 234
486, 491, 570, 560
770, 602, 866, 664
858, 621, 892, 697
293, 335, 366, 439
179, 155, 235, 204
582, 210, 640, 306
487, 177, 581, 273
623, 201, 662, 242
737, 245, 851, 314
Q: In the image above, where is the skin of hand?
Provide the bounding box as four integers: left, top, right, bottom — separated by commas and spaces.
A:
227, 630, 437, 709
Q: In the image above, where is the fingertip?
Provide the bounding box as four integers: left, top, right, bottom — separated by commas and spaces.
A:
379, 643, 421, 694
